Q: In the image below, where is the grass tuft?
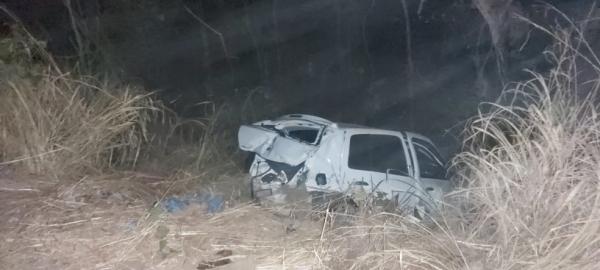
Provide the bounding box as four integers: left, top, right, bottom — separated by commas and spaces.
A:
0, 29, 156, 176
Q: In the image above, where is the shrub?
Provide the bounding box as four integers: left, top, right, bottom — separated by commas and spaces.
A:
0, 28, 155, 176
450, 27, 600, 269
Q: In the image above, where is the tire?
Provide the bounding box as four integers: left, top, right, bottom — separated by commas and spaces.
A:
310, 192, 358, 226
329, 197, 358, 215
328, 197, 358, 226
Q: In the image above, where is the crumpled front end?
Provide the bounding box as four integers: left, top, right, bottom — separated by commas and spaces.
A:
238, 125, 317, 166
238, 115, 331, 202
247, 155, 309, 203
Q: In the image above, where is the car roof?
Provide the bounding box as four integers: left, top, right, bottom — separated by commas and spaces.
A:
335, 123, 401, 134
276, 114, 333, 125
405, 131, 434, 143
276, 114, 433, 142
335, 122, 370, 129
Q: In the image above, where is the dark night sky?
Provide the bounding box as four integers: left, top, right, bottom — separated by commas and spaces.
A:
2, 0, 598, 154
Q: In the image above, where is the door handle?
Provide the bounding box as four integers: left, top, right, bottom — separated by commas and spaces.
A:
386, 168, 409, 177
354, 181, 369, 186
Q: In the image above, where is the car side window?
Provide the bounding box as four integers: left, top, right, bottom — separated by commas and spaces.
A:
413, 142, 446, 179
348, 134, 408, 175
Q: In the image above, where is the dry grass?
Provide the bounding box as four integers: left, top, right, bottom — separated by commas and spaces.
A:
0, 172, 322, 270
448, 39, 600, 269
0, 23, 157, 177
0, 64, 155, 176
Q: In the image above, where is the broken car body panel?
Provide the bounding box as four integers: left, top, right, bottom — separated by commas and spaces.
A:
238, 125, 317, 166
238, 114, 449, 213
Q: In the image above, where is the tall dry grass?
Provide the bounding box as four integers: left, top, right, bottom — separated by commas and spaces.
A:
448, 33, 600, 269
0, 30, 156, 176
0, 74, 155, 175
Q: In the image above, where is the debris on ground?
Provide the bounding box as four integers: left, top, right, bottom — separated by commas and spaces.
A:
161, 192, 225, 214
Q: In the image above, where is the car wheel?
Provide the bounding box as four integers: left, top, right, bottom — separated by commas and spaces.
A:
327, 197, 359, 226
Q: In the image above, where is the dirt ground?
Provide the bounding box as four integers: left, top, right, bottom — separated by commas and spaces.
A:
0, 167, 326, 270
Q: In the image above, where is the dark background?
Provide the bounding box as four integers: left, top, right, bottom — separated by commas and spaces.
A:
2, 0, 598, 155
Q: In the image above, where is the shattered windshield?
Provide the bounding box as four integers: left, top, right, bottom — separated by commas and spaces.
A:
287, 128, 320, 144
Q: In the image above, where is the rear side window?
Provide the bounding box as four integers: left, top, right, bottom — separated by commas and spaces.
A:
348, 134, 408, 175
412, 138, 444, 163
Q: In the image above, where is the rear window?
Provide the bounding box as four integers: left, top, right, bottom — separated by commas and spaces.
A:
348, 134, 408, 175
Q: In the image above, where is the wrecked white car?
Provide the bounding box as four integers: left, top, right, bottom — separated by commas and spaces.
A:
238, 114, 450, 216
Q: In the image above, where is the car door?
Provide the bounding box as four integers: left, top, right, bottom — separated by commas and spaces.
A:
343, 131, 426, 210
407, 136, 451, 205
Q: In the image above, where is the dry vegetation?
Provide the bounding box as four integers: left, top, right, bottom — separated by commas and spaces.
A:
2, 10, 600, 270
0, 29, 155, 177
